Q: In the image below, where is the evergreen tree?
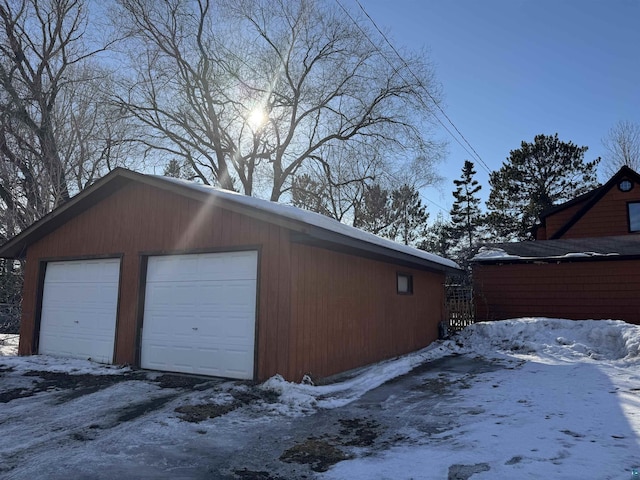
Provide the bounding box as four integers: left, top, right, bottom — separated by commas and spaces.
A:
163, 159, 194, 180
353, 184, 394, 235
487, 134, 600, 240
419, 213, 452, 258
291, 174, 333, 218
353, 183, 428, 247
449, 161, 483, 250
388, 184, 429, 246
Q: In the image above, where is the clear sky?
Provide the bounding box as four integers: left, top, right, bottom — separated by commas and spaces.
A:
349, 0, 640, 218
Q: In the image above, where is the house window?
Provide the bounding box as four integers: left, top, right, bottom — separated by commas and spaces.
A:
628, 202, 640, 232
619, 179, 633, 192
397, 273, 413, 295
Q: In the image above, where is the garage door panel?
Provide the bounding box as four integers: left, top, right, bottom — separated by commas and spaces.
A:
39, 259, 120, 364
143, 344, 253, 378
141, 251, 257, 379
146, 252, 257, 283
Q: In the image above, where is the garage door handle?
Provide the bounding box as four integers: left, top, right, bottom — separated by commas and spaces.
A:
74, 320, 79, 324
192, 327, 198, 331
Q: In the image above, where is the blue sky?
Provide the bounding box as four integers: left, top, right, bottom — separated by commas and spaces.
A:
351, 0, 640, 217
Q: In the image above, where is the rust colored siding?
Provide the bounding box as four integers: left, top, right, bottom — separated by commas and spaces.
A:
542, 199, 588, 240
473, 261, 640, 325
562, 185, 640, 238
288, 243, 443, 380
19, 181, 445, 382
19, 182, 291, 381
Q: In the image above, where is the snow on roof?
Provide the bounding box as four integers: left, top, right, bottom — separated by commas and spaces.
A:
153, 175, 460, 271
472, 236, 640, 263
473, 246, 621, 262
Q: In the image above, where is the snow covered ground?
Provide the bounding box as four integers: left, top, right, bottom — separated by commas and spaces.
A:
324, 318, 640, 479
0, 333, 18, 356
1, 319, 639, 479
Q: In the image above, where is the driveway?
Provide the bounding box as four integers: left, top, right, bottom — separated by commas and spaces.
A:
2, 318, 640, 479
0, 351, 504, 480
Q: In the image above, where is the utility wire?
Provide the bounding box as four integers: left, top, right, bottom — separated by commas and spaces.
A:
337, 0, 492, 175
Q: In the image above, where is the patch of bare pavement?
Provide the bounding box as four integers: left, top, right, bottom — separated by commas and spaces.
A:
0, 354, 505, 479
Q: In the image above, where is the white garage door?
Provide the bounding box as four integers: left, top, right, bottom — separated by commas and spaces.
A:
141, 250, 258, 379
39, 258, 120, 364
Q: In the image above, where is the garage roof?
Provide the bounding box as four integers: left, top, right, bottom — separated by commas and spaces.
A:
473, 235, 640, 264
0, 169, 461, 274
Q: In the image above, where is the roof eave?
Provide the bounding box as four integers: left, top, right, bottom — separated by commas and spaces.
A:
290, 230, 462, 275
0, 169, 460, 274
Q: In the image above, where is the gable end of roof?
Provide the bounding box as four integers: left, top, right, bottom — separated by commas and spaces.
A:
549, 166, 640, 239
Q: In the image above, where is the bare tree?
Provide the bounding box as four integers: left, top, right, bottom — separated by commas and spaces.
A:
113, 0, 444, 201
0, 0, 141, 314
0, 0, 138, 240
602, 120, 640, 176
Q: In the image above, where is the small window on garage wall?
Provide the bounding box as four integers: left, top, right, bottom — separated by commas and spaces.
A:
397, 273, 413, 295
628, 202, 640, 232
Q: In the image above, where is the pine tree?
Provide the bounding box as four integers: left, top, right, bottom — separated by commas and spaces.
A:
291, 174, 333, 218
353, 183, 428, 247
419, 213, 452, 258
449, 160, 483, 250
487, 134, 600, 240
389, 184, 429, 246
163, 159, 194, 180
353, 184, 394, 235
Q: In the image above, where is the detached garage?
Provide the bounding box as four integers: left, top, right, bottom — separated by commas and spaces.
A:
0, 169, 459, 382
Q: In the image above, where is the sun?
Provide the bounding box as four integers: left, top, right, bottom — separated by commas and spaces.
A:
247, 107, 268, 131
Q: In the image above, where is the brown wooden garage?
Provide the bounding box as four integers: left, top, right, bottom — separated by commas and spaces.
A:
0, 168, 459, 382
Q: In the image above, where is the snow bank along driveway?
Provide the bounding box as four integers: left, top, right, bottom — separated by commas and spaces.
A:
1, 319, 639, 479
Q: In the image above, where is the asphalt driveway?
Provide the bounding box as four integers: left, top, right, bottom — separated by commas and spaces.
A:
3, 319, 640, 480
0, 353, 504, 480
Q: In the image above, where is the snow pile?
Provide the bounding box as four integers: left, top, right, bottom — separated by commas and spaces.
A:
0, 334, 18, 356
260, 318, 640, 416
456, 318, 640, 363
259, 342, 454, 416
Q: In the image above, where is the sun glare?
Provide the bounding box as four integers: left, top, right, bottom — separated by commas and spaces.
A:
247, 107, 268, 131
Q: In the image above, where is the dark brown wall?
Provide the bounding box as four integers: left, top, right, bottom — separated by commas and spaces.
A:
562, 184, 640, 239
473, 260, 640, 325
19, 182, 445, 381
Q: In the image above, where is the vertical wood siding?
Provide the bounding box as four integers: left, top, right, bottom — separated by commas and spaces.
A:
19, 182, 444, 381
19, 183, 291, 381
473, 261, 640, 325
288, 243, 443, 380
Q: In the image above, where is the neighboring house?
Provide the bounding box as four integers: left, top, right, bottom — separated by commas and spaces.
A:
473, 166, 640, 325
0, 168, 460, 382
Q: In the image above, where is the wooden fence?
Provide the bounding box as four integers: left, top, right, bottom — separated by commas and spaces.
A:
445, 283, 475, 334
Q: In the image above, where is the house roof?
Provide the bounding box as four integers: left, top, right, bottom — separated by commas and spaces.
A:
544, 165, 640, 240
537, 187, 600, 221
473, 235, 640, 264
0, 168, 461, 274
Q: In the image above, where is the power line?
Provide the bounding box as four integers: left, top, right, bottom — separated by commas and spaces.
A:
336, 0, 492, 175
